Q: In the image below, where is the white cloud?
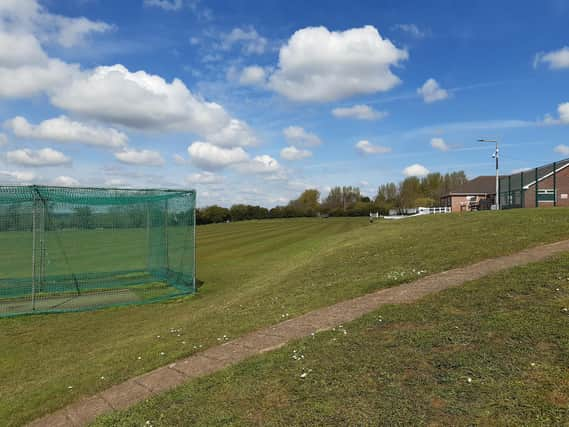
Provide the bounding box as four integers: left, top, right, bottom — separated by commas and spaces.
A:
417, 78, 449, 103
186, 171, 223, 185
403, 163, 430, 177
283, 126, 322, 146
0, 170, 36, 183
280, 145, 312, 160
206, 119, 258, 147
554, 144, 569, 156
0, 133, 7, 146
331, 104, 387, 120
143, 0, 183, 11
0, 0, 112, 48
430, 137, 450, 151
5, 116, 128, 148
187, 141, 249, 170
392, 24, 427, 39
115, 149, 165, 166
235, 155, 281, 175
534, 47, 569, 70
0, 1, 111, 99
268, 25, 408, 102
6, 148, 71, 167
51, 64, 231, 134
53, 16, 113, 48
0, 32, 47, 67
543, 102, 569, 125
53, 175, 79, 186
0, 56, 79, 98
238, 65, 266, 86
221, 27, 267, 55
355, 140, 391, 155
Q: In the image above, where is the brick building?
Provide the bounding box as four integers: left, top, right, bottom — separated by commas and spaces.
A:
440, 176, 497, 212
500, 160, 569, 208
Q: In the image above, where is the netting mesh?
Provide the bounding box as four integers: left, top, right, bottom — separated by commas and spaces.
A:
0, 186, 196, 317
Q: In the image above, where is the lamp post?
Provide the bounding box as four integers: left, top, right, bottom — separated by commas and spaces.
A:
478, 138, 499, 210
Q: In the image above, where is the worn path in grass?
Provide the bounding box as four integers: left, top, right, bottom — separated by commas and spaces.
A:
29, 237, 569, 426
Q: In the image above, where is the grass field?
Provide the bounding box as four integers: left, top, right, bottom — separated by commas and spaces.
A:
94, 252, 569, 426
2, 210, 569, 425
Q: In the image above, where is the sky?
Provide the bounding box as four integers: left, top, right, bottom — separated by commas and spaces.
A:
0, 0, 568, 207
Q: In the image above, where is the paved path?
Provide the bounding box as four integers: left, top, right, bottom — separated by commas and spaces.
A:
29, 238, 569, 426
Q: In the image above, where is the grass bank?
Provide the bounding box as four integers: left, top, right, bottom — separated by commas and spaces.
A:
96, 252, 569, 426
3, 210, 569, 425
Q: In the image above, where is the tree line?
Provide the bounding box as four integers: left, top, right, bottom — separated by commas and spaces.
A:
196, 170, 467, 224
0, 170, 468, 229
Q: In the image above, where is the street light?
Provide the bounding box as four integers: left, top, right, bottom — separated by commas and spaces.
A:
478, 138, 499, 210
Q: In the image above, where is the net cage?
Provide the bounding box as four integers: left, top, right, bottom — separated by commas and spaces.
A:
0, 185, 196, 317
499, 158, 569, 209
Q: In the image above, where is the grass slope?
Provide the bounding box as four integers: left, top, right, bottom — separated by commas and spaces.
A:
2, 210, 569, 425
95, 253, 569, 426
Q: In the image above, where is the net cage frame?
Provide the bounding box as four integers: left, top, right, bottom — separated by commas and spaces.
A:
499, 157, 569, 209
0, 185, 196, 317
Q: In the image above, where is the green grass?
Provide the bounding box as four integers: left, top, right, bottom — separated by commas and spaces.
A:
2, 210, 569, 425
94, 253, 569, 426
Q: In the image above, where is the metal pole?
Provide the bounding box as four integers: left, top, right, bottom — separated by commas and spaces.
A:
535, 167, 539, 208
553, 161, 557, 207
192, 194, 197, 292
495, 141, 500, 210
31, 199, 37, 311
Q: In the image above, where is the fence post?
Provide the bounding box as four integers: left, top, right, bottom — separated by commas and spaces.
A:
535, 167, 539, 208
31, 195, 37, 311
553, 161, 557, 207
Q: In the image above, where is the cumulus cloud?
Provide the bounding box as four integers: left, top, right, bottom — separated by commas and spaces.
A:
50, 64, 231, 134
238, 65, 267, 86
53, 175, 79, 186
143, 0, 183, 11
188, 141, 249, 170
6, 148, 71, 167
0, 1, 111, 98
114, 149, 165, 166
355, 140, 391, 155
5, 116, 128, 148
430, 137, 450, 151
186, 171, 223, 185
403, 163, 430, 177
0, 0, 112, 48
235, 155, 281, 174
417, 78, 449, 103
280, 146, 312, 160
543, 102, 569, 125
0, 170, 36, 183
221, 27, 267, 55
283, 126, 322, 146
331, 104, 387, 120
268, 25, 408, 102
206, 119, 258, 147
534, 47, 569, 70
554, 144, 569, 156
0, 55, 79, 98
0, 133, 7, 146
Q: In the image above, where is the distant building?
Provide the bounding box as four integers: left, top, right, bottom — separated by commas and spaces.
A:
440, 176, 497, 212
500, 159, 569, 209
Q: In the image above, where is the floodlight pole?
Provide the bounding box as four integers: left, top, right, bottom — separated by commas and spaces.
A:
478, 138, 500, 210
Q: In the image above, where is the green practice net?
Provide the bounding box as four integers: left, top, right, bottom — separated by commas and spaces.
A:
0, 186, 196, 317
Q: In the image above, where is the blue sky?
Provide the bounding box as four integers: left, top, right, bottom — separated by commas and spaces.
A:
0, 0, 568, 206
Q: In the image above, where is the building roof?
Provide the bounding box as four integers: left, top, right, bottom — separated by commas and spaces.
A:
444, 176, 497, 196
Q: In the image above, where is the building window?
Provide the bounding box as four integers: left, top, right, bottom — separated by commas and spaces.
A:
537, 189, 556, 202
